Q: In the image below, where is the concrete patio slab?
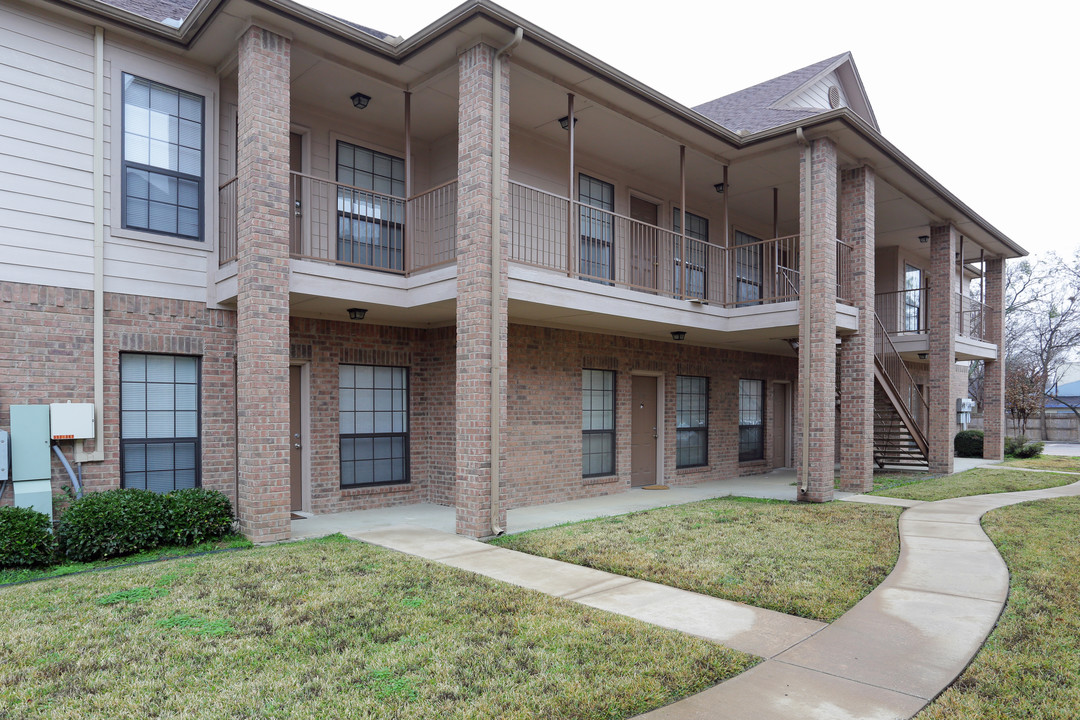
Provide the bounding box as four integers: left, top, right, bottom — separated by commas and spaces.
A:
637, 660, 928, 720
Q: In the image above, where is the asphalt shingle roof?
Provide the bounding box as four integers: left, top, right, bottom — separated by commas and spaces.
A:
693, 53, 848, 135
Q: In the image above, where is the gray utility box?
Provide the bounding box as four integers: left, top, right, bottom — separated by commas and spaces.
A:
0, 428, 9, 482
10, 405, 53, 519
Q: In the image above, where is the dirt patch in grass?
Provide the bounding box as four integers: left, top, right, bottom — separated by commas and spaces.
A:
916, 496, 1080, 719
0, 535, 755, 719
871, 468, 1076, 502
492, 498, 901, 623
999, 456, 1080, 473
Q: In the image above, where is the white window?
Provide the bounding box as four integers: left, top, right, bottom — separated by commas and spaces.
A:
122, 74, 204, 240
120, 354, 200, 492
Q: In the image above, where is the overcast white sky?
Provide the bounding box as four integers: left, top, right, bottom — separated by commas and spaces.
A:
303, 0, 1076, 259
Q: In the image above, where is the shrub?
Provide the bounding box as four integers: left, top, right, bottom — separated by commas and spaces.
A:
1006, 436, 1045, 459
56, 489, 168, 562
0, 506, 56, 568
163, 488, 235, 545
954, 430, 985, 458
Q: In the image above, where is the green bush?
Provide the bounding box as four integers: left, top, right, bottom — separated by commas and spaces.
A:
1005, 436, 1045, 459
56, 489, 168, 562
163, 488, 234, 545
0, 506, 56, 568
954, 429, 985, 458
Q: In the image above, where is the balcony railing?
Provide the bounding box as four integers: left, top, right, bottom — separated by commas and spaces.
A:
958, 293, 992, 341
507, 181, 848, 308
876, 288, 927, 334
218, 173, 458, 274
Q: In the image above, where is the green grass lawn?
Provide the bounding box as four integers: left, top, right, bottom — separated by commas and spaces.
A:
916, 496, 1080, 719
0, 534, 253, 586
0, 535, 755, 719
492, 498, 901, 623
870, 467, 1077, 502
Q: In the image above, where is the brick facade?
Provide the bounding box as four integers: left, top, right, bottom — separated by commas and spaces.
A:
838, 166, 875, 492
927, 224, 959, 474
982, 258, 1006, 459
0, 282, 236, 506
798, 137, 838, 501
454, 42, 510, 537
235, 26, 292, 542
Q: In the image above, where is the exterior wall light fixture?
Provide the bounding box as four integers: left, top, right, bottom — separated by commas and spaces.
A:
347, 308, 368, 320
713, 182, 725, 193
670, 330, 687, 341
351, 93, 371, 109
558, 115, 578, 130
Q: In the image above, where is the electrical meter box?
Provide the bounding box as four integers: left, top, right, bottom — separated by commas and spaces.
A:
49, 402, 95, 440
0, 429, 9, 482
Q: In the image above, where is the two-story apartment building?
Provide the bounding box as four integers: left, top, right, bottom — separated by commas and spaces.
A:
0, 0, 1023, 541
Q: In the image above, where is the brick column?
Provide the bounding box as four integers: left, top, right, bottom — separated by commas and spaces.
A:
838, 166, 875, 492
927, 224, 958, 474
797, 137, 838, 502
982, 257, 1006, 460
235, 26, 291, 542
454, 43, 509, 537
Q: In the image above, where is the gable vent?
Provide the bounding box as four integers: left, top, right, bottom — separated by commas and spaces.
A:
828, 86, 841, 109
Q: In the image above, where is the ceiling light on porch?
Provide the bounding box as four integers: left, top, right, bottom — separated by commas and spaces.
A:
670, 330, 687, 342
350, 92, 371, 110
347, 308, 368, 321
918, 235, 929, 244
918, 352, 928, 360
558, 115, 578, 130
713, 182, 725, 193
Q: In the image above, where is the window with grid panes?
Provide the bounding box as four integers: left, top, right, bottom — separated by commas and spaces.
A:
676, 376, 708, 467
339, 365, 409, 487
120, 354, 200, 492
673, 209, 708, 299
336, 141, 406, 270
122, 74, 204, 239
738, 378, 765, 461
578, 174, 615, 283
582, 369, 615, 476
734, 230, 764, 305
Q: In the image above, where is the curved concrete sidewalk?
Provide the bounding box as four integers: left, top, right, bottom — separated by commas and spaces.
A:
639, 477, 1080, 720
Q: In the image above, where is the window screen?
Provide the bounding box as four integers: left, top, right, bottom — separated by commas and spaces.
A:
120, 353, 200, 492
339, 365, 409, 487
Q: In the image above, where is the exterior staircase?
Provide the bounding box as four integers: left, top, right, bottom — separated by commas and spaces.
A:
873, 314, 929, 468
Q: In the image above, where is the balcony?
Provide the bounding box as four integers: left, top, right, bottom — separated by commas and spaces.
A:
874, 287, 996, 361
219, 173, 458, 275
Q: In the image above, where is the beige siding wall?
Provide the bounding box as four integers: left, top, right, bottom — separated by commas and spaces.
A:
0, 3, 95, 290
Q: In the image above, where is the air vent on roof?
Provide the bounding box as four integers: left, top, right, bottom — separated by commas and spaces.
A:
828, 86, 841, 109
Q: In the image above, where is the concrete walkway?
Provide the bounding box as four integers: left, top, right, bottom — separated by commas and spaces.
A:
637, 477, 1080, 720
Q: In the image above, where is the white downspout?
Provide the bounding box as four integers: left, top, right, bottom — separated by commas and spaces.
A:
796, 127, 810, 495
489, 27, 523, 537
76, 25, 105, 465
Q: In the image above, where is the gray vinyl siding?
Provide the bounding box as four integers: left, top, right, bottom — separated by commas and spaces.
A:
786, 71, 848, 111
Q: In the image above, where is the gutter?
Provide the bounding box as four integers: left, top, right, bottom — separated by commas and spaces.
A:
488, 26, 523, 537
75, 24, 105, 465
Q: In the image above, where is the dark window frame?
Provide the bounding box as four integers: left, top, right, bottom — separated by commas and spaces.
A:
733, 230, 764, 305
676, 375, 709, 468
673, 208, 709, 300
335, 140, 406, 271
578, 173, 615, 285
582, 368, 616, 478
738, 378, 765, 462
339, 364, 411, 489
904, 264, 924, 333
119, 352, 202, 492
121, 73, 205, 241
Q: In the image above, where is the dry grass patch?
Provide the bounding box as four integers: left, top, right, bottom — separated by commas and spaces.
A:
871, 468, 1076, 502
999, 456, 1080, 473
0, 534, 755, 719
917, 496, 1080, 719
492, 498, 901, 622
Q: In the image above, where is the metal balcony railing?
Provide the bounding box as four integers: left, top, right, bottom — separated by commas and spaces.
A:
875, 288, 928, 334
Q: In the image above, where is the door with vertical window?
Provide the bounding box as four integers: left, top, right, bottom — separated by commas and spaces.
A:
904, 264, 923, 332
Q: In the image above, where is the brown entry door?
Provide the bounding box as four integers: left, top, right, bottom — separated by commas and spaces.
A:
629, 196, 659, 291
631, 375, 658, 487
289, 365, 303, 512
